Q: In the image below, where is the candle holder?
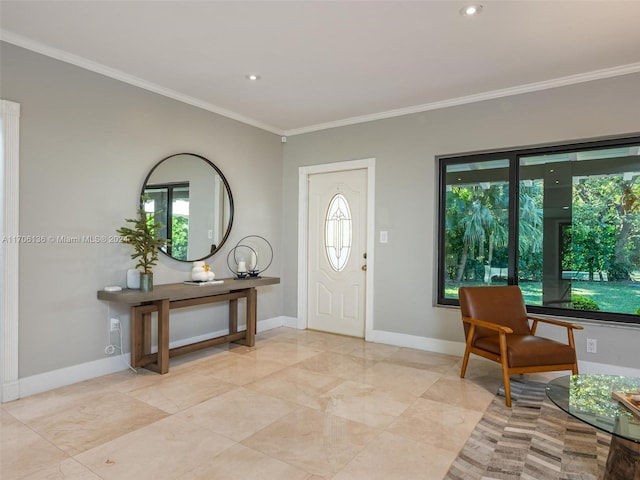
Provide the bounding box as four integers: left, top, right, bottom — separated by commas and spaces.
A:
227, 235, 273, 279
226, 246, 251, 279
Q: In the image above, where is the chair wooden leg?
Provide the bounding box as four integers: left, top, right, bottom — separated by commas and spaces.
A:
460, 325, 475, 379
460, 347, 471, 378
502, 366, 512, 408
569, 329, 579, 375
499, 332, 511, 407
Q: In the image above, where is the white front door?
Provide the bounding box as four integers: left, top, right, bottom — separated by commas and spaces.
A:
307, 168, 367, 337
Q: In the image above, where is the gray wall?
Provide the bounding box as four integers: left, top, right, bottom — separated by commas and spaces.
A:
282, 73, 640, 370
1, 43, 283, 378
3, 39, 640, 379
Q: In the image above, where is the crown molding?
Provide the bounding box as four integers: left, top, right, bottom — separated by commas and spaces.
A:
284, 62, 640, 137
0, 30, 284, 136
3, 29, 639, 139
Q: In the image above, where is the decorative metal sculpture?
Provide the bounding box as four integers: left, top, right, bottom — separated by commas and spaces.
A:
227, 235, 273, 279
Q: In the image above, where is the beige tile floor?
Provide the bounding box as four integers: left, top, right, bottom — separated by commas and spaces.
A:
1, 327, 551, 479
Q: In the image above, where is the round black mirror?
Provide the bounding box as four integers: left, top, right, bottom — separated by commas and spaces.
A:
141, 153, 234, 262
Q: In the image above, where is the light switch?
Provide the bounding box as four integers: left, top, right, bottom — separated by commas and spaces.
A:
379, 231, 388, 243
208, 230, 213, 239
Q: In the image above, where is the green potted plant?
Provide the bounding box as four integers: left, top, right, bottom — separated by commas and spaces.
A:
117, 207, 169, 292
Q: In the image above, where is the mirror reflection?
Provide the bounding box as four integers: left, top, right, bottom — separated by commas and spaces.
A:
142, 153, 234, 262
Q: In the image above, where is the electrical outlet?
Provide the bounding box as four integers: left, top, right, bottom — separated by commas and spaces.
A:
110, 317, 120, 332
586, 338, 597, 353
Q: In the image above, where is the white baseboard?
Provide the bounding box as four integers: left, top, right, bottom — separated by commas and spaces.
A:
369, 329, 466, 356
11, 316, 286, 401
257, 315, 288, 332
1, 380, 20, 403
19, 353, 132, 399
11, 322, 638, 402
369, 328, 640, 378
578, 360, 640, 378
281, 316, 300, 329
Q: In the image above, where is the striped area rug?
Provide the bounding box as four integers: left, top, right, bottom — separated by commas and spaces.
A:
444, 380, 611, 480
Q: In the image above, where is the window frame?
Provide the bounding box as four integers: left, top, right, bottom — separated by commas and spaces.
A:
436, 133, 640, 325
144, 181, 189, 259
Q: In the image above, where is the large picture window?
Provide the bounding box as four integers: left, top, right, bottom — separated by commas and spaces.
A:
437, 135, 640, 324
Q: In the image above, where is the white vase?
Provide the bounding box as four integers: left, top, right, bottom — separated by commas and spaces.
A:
191, 261, 208, 282
126, 269, 140, 289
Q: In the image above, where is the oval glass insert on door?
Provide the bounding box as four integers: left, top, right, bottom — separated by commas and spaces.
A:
324, 193, 352, 272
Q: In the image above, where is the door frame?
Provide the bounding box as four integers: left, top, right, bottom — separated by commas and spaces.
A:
297, 158, 375, 340
1, 100, 21, 402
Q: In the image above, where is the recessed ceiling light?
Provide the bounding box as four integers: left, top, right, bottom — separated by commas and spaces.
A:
460, 4, 483, 16
246, 74, 261, 81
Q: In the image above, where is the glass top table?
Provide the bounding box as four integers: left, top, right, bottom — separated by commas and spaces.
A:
546, 374, 640, 480
546, 374, 640, 443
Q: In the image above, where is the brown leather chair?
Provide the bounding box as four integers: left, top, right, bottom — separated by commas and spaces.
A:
458, 285, 583, 407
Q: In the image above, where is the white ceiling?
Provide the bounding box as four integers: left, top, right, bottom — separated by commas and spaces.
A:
2, 1, 640, 136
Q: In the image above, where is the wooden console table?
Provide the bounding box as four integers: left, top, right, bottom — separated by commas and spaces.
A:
97, 277, 279, 373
